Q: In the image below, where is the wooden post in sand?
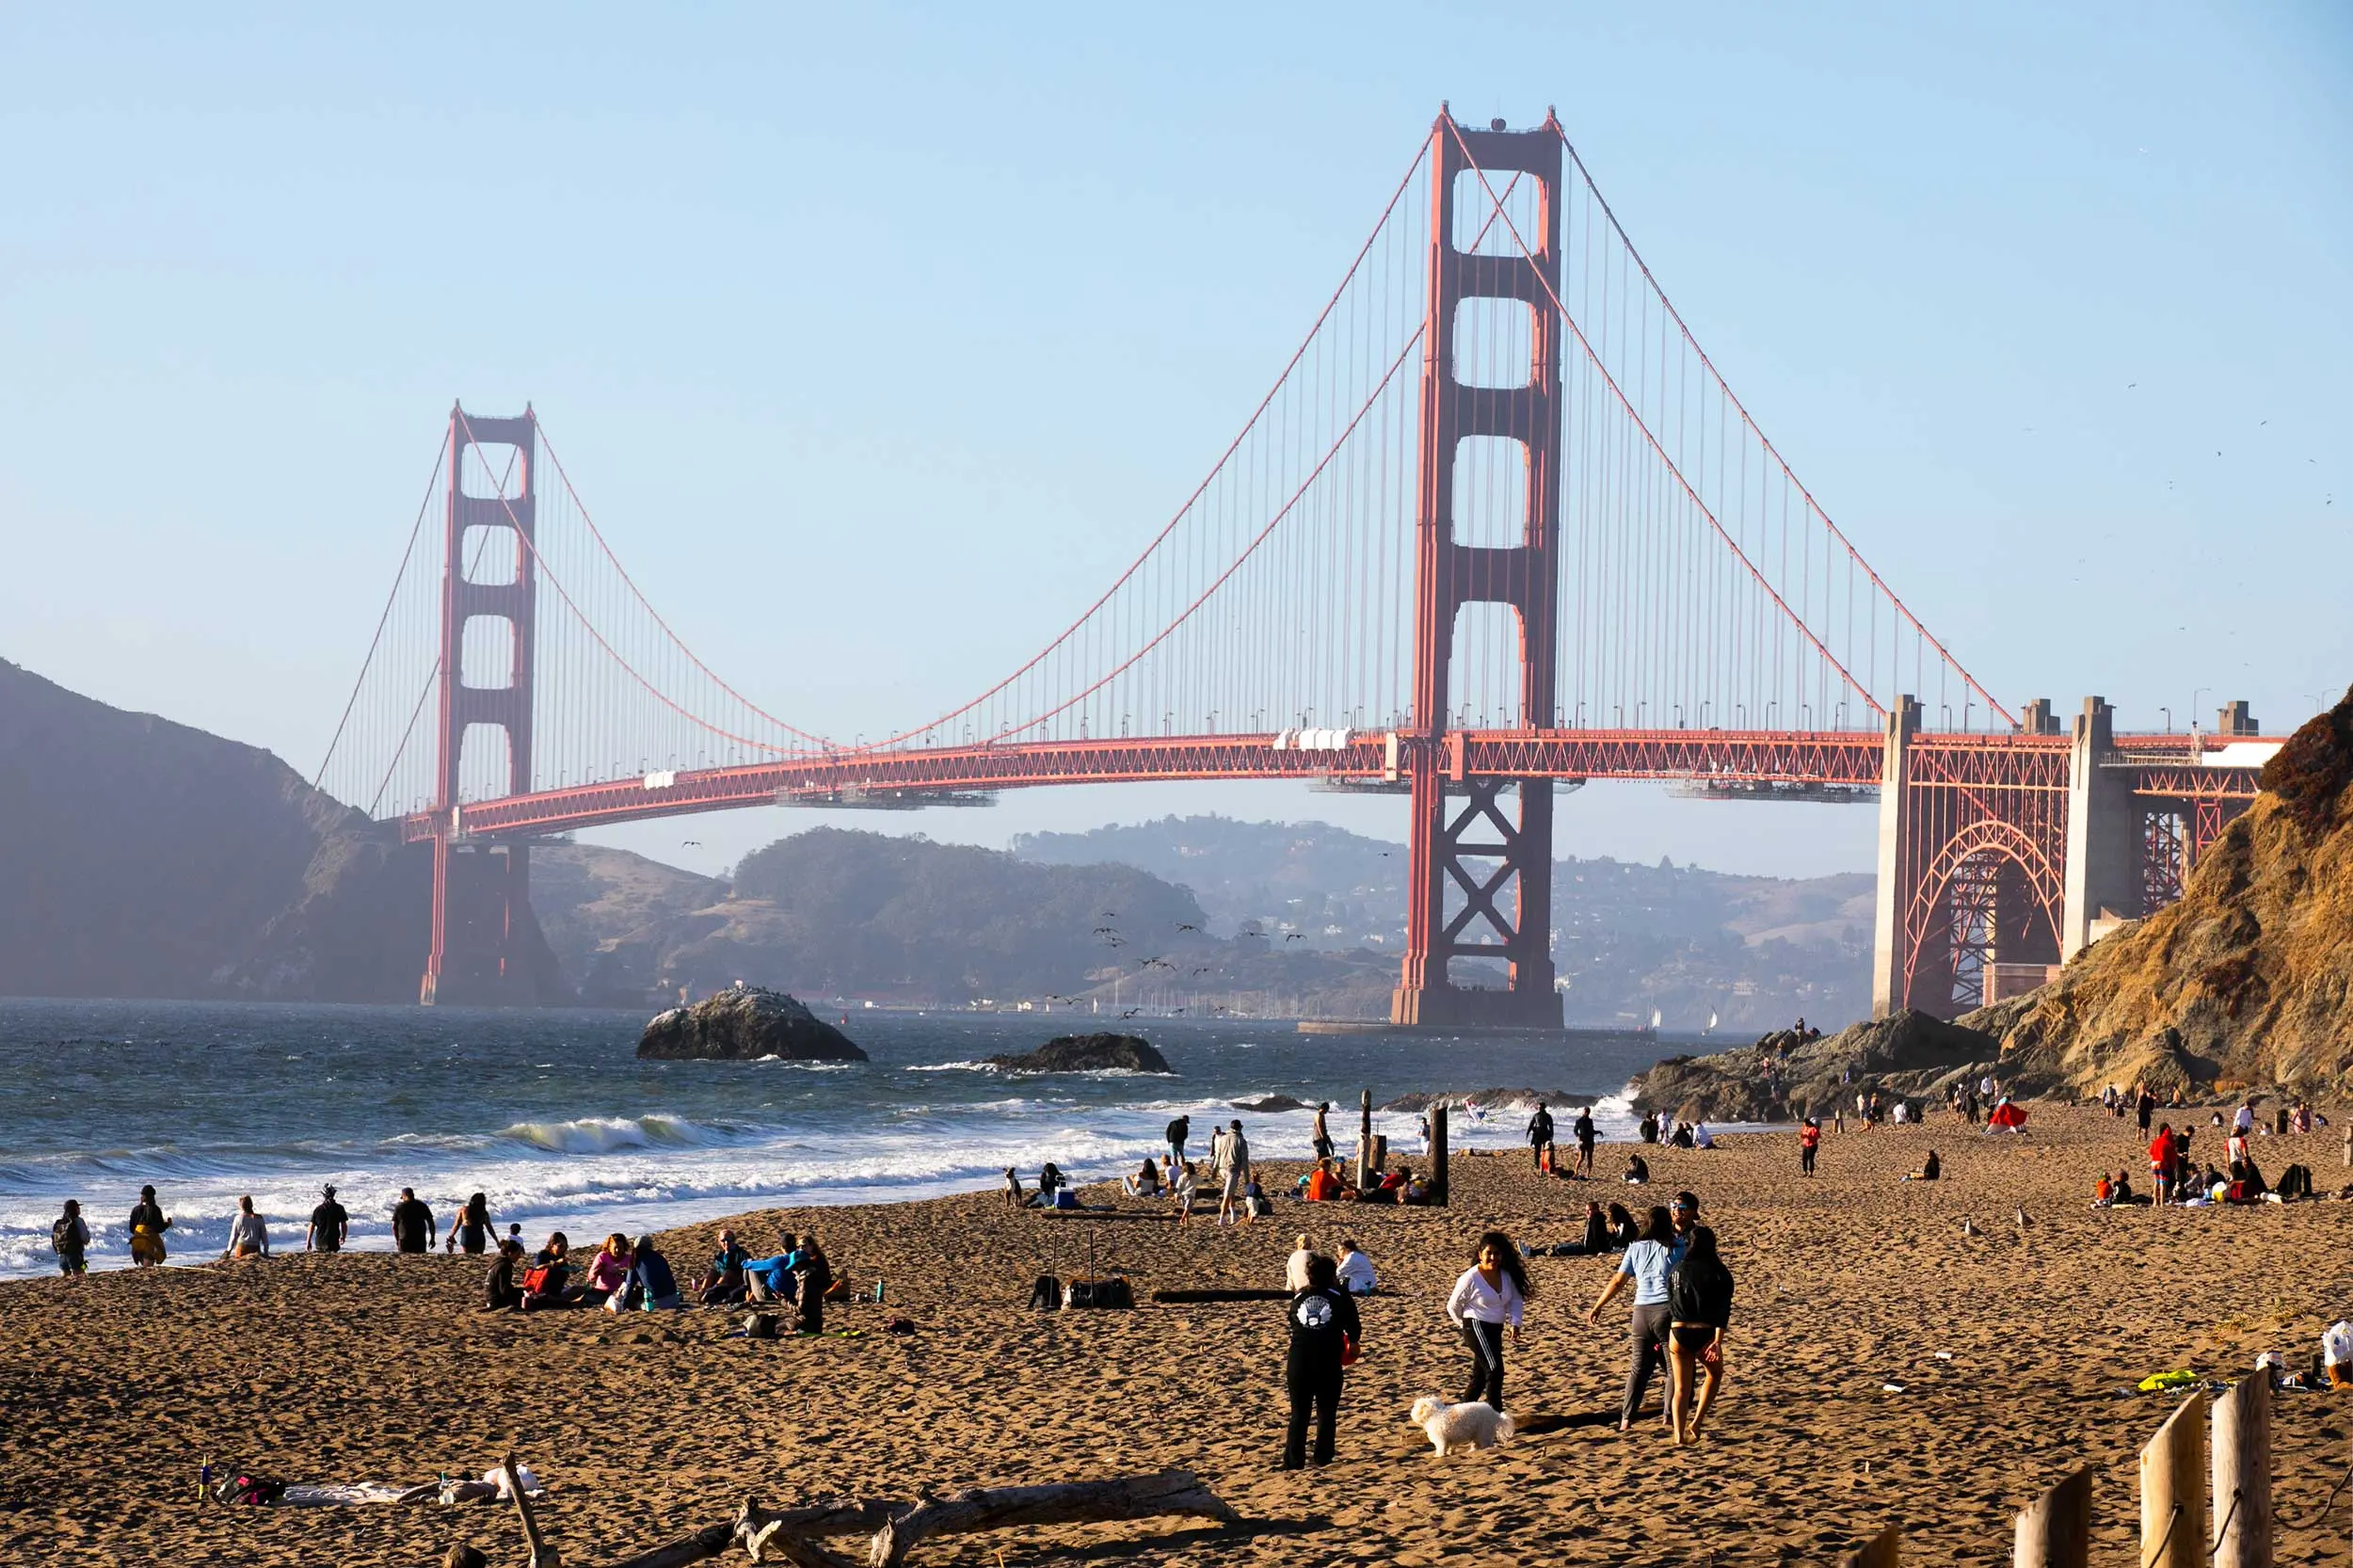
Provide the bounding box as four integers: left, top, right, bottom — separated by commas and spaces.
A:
1842, 1524, 1900, 1568
2140, 1391, 2209, 1568
2210, 1376, 2273, 1568
500, 1455, 556, 1568
1430, 1103, 1449, 1205
2012, 1466, 2091, 1568
1355, 1090, 1374, 1188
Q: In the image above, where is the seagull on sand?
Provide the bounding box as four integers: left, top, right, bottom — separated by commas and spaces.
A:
1961, 1219, 1982, 1238
2014, 1206, 2035, 1233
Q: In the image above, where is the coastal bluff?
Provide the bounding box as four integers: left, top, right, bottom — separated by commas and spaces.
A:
984, 1032, 1173, 1074
1630, 1012, 1999, 1123
636, 986, 868, 1062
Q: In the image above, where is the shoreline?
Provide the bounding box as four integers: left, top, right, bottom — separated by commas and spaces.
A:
12, 1106, 2353, 1567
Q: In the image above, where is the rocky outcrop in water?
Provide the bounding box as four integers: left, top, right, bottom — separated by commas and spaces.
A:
984, 1032, 1172, 1074
636, 986, 867, 1062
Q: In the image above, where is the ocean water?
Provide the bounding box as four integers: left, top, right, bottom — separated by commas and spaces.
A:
0, 999, 1677, 1278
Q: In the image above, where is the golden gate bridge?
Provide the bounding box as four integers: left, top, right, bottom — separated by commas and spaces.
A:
312, 108, 2274, 1021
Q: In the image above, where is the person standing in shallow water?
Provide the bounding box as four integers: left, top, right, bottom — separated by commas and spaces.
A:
1279, 1252, 1361, 1470
1445, 1230, 1529, 1412
390, 1188, 435, 1255
51, 1200, 89, 1275
445, 1192, 491, 1256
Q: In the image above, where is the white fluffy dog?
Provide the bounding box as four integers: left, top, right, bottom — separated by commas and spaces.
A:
1408, 1396, 1515, 1457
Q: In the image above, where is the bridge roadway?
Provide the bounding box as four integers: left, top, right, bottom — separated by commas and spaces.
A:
401, 726, 2259, 842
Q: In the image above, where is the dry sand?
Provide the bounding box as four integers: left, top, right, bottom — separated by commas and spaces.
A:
6, 1108, 2353, 1566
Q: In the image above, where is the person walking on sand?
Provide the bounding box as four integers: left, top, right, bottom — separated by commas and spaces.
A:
1574, 1106, 1598, 1176
1167, 1113, 1190, 1171
1445, 1230, 1529, 1412
306, 1185, 348, 1253
1666, 1224, 1735, 1446
1217, 1120, 1252, 1225
1800, 1117, 1821, 1176
51, 1200, 89, 1276
1172, 1160, 1199, 1223
2136, 1082, 2156, 1134
223, 1196, 270, 1260
1587, 1205, 1675, 1432
445, 1192, 491, 1256
1312, 1102, 1335, 1162
127, 1185, 170, 1267
1527, 1102, 1557, 1173
390, 1188, 436, 1255
1280, 1252, 1362, 1470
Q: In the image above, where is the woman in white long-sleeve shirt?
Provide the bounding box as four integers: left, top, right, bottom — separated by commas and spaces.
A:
1444, 1228, 1529, 1411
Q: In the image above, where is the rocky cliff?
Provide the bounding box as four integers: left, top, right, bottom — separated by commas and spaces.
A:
1976, 686, 2353, 1096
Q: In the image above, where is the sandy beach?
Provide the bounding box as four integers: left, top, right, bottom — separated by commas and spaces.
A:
7, 1106, 2352, 1567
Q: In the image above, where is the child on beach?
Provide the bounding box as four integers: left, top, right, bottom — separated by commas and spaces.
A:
1172, 1161, 1198, 1223
1279, 1252, 1362, 1471
1446, 1230, 1529, 1412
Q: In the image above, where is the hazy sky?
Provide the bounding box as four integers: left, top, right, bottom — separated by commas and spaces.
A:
3, 5, 2346, 880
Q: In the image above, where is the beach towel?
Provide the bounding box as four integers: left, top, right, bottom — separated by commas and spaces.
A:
1988, 1103, 2028, 1131
277, 1482, 432, 1508
2137, 1369, 2199, 1392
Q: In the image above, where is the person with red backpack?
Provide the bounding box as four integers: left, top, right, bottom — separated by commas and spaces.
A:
519, 1233, 579, 1310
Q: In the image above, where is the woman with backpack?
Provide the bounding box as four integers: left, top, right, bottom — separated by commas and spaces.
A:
1279, 1252, 1361, 1469
1666, 1224, 1736, 1446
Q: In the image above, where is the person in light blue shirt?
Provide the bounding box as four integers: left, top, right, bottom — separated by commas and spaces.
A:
1586, 1205, 1675, 1432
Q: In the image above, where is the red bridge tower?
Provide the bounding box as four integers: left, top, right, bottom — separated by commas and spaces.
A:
420, 405, 539, 1005
1392, 111, 1565, 1030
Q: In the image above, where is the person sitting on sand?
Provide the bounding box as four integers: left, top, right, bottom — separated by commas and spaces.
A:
484, 1238, 526, 1311
128, 1185, 172, 1267
223, 1195, 270, 1259
51, 1200, 90, 1276
445, 1192, 492, 1256
624, 1234, 681, 1310
1374, 1165, 1409, 1202
582, 1234, 633, 1306
1304, 1159, 1346, 1202
1172, 1160, 1199, 1223
2094, 1172, 2114, 1207
1337, 1238, 1376, 1296
744, 1238, 798, 1303
791, 1234, 833, 1335
1624, 1152, 1651, 1185
1027, 1162, 1067, 1209
1690, 1121, 1715, 1151
1578, 1200, 1610, 1255
1286, 1234, 1317, 1291
697, 1230, 751, 1305
1243, 1176, 1272, 1222
1124, 1159, 1162, 1197
520, 1233, 579, 1311
1902, 1151, 1941, 1183
1607, 1202, 1638, 1249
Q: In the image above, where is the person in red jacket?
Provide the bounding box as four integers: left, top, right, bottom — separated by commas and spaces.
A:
1799, 1118, 1821, 1177
2149, 1124, 2178, 1206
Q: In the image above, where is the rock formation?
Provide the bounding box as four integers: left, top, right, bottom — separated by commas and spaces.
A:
636, 986, 868, 1062
1970, 685, 2353, 1096
1629, 1011, 1999, 1122
983, 1033, 1172, 1074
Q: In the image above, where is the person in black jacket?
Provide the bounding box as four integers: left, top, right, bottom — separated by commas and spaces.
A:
1279, 1253, 1361, 1470
792, 1234, 833, 1336
1666, 1225, 1735, 1446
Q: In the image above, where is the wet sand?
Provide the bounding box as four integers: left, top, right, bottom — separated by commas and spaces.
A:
6, 1107, 2352, 1566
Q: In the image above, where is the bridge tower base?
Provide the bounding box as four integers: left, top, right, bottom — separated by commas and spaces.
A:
421, 405, 542, 1006
1391, 110, 1565, 1032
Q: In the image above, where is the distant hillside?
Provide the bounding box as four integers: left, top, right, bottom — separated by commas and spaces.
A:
1014, 813, 1872, 1029
0, 658, 564, 1003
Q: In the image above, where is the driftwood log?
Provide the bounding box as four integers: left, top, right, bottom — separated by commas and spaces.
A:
607, 1470, 1236, 1568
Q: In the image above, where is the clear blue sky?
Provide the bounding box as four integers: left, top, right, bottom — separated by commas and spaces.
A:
2, 4, 2345, 879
